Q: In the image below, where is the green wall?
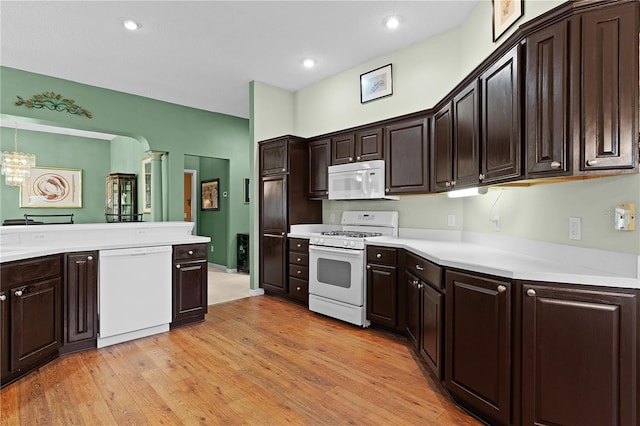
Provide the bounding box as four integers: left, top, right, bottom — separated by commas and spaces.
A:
1, 66, 251, 269
0, 127, 111, 223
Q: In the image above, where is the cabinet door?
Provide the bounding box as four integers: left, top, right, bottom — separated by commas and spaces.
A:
453, 81, 480, 188
405, 271, 421, 349
261, 175, 287, 234
421, 282, 443, 381
445, 271, 511, 426
581, 2, 638, 171
260, 139, 288, 175
0, 290, 8, 379
331, 133, 355, 165
173, 261, 207, 324
480, 45, 522, 184
366, 263, 397, 327
385, 117, 429, 194
65, 252, 97, 344
431, 102, 453, 192
526, 21, 570, 177
260, 234, 287, 293
355, 127, 383, 162
308, 138, 331, 199
522, 283, 637, 426
10, 277, 62, 371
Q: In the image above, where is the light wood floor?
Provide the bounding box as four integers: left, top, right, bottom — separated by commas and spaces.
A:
0, 296, 480, 425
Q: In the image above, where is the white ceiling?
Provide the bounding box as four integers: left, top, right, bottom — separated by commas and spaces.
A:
0, 1, 477, 119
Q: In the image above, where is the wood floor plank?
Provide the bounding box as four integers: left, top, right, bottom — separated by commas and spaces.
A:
0, 296, 481, 425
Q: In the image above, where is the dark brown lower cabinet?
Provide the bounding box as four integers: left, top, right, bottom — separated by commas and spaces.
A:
522, 282, 638, 426
172, 243, 208, 328
445, 270, 512, 426
367, 263, 398, 327
1, 255, 63, 388
61, 252, 98, 354
405, 271, 421, 347
260, 234, 287, 295
0, 289, 9, 380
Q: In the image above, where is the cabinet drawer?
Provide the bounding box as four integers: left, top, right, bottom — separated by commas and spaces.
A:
289, 252, 308, 266
289, 238, 309, 253
1, 255, 62, 289
288, 277, 309, 302
173, 244, 208, 262
367, 246, 397, 265
289, 265, 308, 280
405, 252, 442, 290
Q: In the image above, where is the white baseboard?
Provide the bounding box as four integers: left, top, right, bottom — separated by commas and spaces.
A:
208, 262, 238, 273
249, 288, 265, 297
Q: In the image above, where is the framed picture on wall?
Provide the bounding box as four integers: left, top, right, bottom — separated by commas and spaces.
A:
20, 167, 82, 208
492, 0, 524, 42
201, 178, 220, 211
360, 64, 393, 103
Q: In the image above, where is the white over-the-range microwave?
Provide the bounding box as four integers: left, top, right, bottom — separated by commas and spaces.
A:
327, 160, 399, 201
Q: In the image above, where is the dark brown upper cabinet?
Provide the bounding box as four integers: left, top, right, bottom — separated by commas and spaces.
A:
308, 138, 331, 199
480, 45, 522, 185
579, 1, 638, 172
385, 117, 430, 194
331, 127, 383, 165
432, 81, 481, 193
525, 20, 570, 178
260, 138, 288, 176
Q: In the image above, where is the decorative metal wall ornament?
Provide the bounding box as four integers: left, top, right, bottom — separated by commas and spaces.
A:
15, 92, 93, 118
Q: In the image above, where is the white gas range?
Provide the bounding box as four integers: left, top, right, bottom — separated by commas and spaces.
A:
308, 211, 398, 327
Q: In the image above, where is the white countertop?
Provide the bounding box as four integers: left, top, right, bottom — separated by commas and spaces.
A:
0, 222, 210, 263
289, 225, 640, 289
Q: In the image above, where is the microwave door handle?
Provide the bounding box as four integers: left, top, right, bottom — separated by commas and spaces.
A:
362, 170, 369, 197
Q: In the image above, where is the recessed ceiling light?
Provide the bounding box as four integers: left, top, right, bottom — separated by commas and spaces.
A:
302, 58, 317, 69
384, 16, 400, 30
123, 19, 141, 31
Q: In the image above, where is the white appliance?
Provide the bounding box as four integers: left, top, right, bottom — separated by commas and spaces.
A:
98, 245, 172, 348
328, 160, 399, 200
308, 211, 399, 327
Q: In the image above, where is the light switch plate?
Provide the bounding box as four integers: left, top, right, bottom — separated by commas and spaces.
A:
569, 217, 581, 240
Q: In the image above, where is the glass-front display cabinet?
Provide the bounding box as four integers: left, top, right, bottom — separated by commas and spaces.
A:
105, 173, 141, 222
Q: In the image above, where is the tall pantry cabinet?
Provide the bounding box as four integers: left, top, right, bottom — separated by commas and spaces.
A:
259, 136, 322, 296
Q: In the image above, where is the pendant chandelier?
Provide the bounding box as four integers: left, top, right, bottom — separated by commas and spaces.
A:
0, 124, 36, 186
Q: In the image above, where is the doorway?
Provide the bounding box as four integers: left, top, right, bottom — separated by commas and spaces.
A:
184, 169, 197, 234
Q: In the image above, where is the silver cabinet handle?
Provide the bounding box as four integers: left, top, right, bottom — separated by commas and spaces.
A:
418, 283, 423, 289
14, 290, 23, 297
586, 159, 598, 166
385, 188, 390, 193
445, 181, 451, 187
376, 253, 382, 259
451, 180, 456, 186
356, 156, 361, 161
325, 191, 329, 195
297, 270, 302, 274
176, 264, 181, 269
415, 264, 424, 271
0, 294, 6, 302
497, 285, 507, 293
297, 257, 302, 262
281, 232, 286, 236
366, 265, 371, 269
527, 289, 536, 297
412, 280, 419, 285
297, 244, 301, 248
479, 173, 486, 181
188, 250, 194, 255
349, 157, 353, 162
282, 168, 286, 172
550, 161, 561, 169
87, 255, 94, 261
296, 286, 301, 291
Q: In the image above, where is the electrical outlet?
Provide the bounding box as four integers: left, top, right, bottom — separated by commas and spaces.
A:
491, 215, 501, 231
210, 246, 214, 253
569, 217, 581, 240
447, 215, 456, 227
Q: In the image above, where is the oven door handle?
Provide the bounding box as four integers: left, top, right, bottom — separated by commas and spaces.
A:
309, 245, 364, 257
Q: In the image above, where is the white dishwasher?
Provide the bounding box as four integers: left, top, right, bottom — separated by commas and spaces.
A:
98, 245, 172, 348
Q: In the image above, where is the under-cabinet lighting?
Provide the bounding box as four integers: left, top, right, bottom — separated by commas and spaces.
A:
384, 16, 400, 29
447, 187, 488, 198
302, 58, 317, 69
123, 19, 141, 31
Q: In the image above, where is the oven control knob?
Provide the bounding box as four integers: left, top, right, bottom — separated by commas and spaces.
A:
349, 241, 355, 247
319, 239, 324, 244
343, 241, 348, 246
